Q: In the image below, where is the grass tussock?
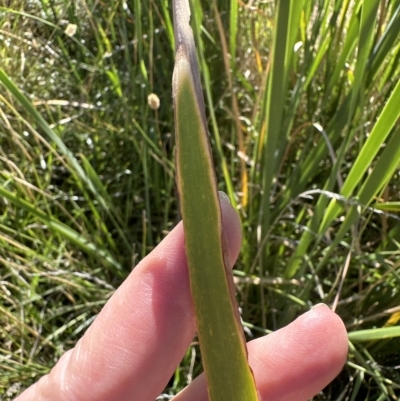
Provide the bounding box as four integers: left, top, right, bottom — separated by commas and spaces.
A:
0, 0, 399, 399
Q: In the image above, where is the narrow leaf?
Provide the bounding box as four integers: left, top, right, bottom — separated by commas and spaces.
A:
172, 1, 259, 400
0, 69, 109, 212
0, 183, 121, 272
314, 128, 400, 272
320, 77, 400, 233
349, 326, 400, 342
373, 202, 400, 212
259, 0, 291, 237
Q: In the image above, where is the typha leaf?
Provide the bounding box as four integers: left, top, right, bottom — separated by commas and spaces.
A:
172, 1, 259, 400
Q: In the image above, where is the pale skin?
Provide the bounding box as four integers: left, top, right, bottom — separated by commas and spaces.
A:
15, 196, 348, 401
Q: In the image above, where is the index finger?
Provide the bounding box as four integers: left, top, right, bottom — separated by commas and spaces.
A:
16, 195, 242, 401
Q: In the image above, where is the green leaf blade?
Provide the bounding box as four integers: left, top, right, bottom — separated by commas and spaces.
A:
349, 326, 400, 343
172, 1, 259, 400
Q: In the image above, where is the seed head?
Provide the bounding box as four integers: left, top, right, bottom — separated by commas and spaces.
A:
148, 93, 160, 110
65, 24, 77, 37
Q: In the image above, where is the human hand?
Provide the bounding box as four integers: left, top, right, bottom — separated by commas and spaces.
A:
15, 195, 348, 401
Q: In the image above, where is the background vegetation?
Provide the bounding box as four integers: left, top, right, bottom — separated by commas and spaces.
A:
0, 0, 399, 399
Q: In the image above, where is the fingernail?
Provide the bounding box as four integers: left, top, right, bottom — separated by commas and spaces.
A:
311, 303, 329, 310
218, 191, 231, 204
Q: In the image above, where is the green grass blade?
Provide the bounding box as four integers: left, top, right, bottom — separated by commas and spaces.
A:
285, 70, 399, 278
357, 128, 400, 205
348, 0, 380, 120
349, 326, 400, 342
320, 77, 400, 232
189, 0, 236, 206
172, 1, 258, 400
229, 0, 239, 69
0, 68, 132, 251
160, 0, 175, 51
0, 184, 121, 272
326, 5, 359, 94
368, 3, 400, 85
373, 202, 400, 212
79, 154, 132, 251
315, 127, 400, 271
341, 79, 400, 198
0, 69, 106, 210
259, 0, 291, 236
0, 6, 93, 57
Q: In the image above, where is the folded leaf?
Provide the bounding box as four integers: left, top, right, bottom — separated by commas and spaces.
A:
172, 1, 259, 400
